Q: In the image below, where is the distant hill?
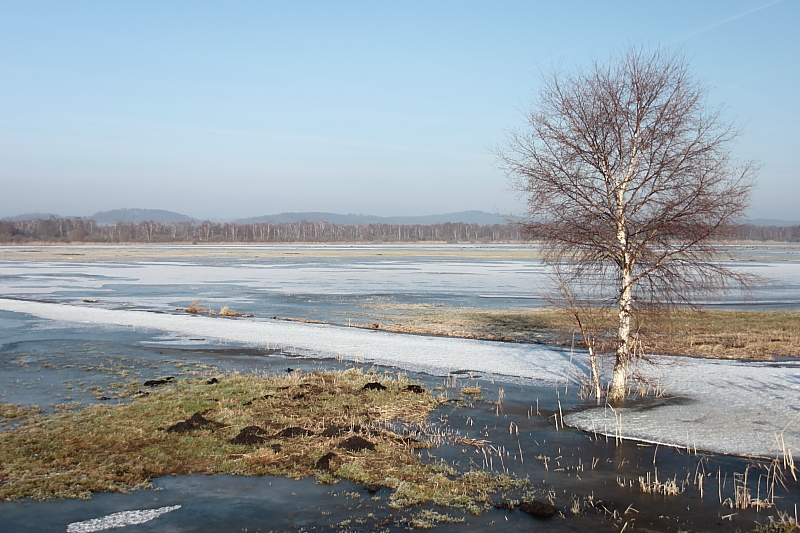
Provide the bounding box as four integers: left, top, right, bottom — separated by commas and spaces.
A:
235, 210, 506, 226
4, 209, 506, 225
2, 212, 64, 221
91, 208, 199, 225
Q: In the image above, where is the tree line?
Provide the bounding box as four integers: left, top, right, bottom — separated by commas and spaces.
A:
738, 224, 800, 242
1, 216, 797, 244
0, 217, 526, 244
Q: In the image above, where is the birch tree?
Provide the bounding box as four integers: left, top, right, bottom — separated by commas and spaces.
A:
497, 47, 757, 401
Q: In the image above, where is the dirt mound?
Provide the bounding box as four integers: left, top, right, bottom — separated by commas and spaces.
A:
166, 412, 226, 433
362, 382, 386, 391
338, 436, 376, 452
229, 425, 269, 445
404, 384, 425, 394
314, 452, 337, 470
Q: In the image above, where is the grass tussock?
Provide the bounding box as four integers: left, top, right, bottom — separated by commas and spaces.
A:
185, 301, 253, 318
0, 369, 520, 508
354, 304, 800, 360
185, 300, 211, 314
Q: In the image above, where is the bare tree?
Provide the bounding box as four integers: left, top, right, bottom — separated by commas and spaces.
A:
497, 47, 758, 401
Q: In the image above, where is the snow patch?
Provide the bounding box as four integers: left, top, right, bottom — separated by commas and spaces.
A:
66, 505, 181, 532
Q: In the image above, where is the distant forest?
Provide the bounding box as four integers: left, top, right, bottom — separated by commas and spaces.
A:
0, 217, 523, 243
1, 217, 798, 244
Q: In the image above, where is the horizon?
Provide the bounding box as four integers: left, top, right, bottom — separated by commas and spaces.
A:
1, 1, 798, 221
3, 207, 798, 227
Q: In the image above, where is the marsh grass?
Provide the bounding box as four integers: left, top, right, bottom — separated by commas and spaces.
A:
755, 508, 800, 532
356, 305, 800, 359
0, 369, 525, 509
0, 404, 43, 427
636, 470, 684, 496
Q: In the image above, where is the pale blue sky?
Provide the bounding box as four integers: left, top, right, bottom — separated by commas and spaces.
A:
1, 1, 797, 221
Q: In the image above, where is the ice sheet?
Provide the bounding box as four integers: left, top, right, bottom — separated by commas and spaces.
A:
564, 358, 800, 458
1, 298, 798, 459
3, 249, 799, 308
0, 299, 578, 383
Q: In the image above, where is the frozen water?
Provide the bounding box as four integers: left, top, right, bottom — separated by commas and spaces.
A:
564, 357, 800, 458
2, 244, 800, 311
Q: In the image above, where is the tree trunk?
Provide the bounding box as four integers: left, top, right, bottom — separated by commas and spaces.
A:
609, 266, 633, 401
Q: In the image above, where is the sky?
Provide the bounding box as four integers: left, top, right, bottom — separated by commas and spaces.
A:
0, 0, 798, 221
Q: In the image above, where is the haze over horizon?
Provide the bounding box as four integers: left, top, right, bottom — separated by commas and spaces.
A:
1, 1, 798, 221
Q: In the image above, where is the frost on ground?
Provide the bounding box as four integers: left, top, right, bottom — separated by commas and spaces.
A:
1, 298, 799, 460
66, 505, 181, 532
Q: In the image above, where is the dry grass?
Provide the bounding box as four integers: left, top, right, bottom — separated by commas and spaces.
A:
0, 369, 522, 508
354, 305, 800, 360
0, 404, 44, 427
219, 306, 253, 317
185, 300, 210, 314
186, 301, 253, 318
645, 309, 800, 359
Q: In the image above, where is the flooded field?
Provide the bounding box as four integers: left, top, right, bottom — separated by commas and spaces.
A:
1, 244, 799, 531
1, 243, 799, 323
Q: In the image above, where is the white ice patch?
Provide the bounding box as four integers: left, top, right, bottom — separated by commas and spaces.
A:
564, 358, 800, 458
66, 505, 181, 532
0, 299, 577, 383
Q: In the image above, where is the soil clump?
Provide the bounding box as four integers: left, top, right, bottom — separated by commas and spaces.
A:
338, 435, 376, 451
166, 412, 226, 433
314, 452, 337, 470
230, 426, 269, 445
